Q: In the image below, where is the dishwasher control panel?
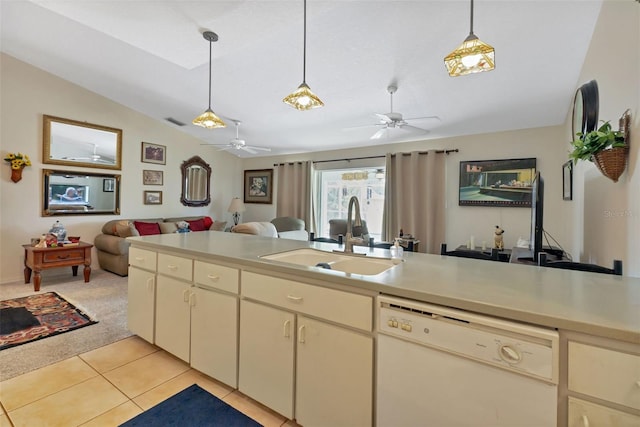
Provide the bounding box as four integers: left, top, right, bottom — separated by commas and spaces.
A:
378, 295, 559, 384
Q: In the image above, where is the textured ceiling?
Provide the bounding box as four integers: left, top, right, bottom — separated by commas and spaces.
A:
1, 1, 603, 157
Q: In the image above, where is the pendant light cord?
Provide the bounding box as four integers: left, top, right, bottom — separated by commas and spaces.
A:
302, 0, 307, 84
469, 0, 475, 35
208, 38, 213, 109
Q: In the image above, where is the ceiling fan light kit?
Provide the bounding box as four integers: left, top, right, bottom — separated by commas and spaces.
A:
283, 0, 324, 111
444, 0, 495, 77
193, 31, 226, 129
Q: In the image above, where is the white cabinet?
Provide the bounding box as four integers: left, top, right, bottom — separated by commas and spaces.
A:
154, 255, 240, 386
565, 335, 640, 426
127, 266, 155, 343
239, 271, 374, 426
127, 247, 157, 343
239, 300, 295, 418
191, 260, 239, 388
295, 315, 373, 427
155, 275, 192, 362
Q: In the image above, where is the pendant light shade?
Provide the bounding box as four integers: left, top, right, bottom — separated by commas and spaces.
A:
283, 0, 324, 110
193, 31, 226, 129
444, 0, 495, 77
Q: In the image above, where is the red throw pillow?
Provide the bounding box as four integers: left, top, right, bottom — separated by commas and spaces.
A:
187, 218, 207, 232
133, 221, 161, 236
202, 216, 213, 229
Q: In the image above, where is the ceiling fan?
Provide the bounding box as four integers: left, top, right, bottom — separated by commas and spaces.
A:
367, 85, 440, 140
62, 144, 113, 163
202, 120, 271, 155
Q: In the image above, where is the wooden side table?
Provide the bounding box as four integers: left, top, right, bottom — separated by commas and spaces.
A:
23, 242, 93, 291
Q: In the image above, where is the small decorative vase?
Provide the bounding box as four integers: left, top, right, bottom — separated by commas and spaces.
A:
10, 167, 23, 183
49, 220, 67, 241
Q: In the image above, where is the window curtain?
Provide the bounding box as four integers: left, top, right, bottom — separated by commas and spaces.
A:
382, 151, 446, 253
275, 161, 314, 234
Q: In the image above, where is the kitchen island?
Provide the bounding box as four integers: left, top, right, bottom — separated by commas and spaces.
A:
127, 231, 639, 427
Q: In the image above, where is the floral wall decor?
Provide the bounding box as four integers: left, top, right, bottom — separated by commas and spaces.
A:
4, 152, 31, 183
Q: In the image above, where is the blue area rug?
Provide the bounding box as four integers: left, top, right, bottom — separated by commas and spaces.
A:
120, 384, 262, 427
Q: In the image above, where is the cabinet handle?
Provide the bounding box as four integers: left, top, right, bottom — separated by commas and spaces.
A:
189, 292, 196, 307
207, 274, 220, 282
287, 295, 303, 303
283, 320, 291, 338
146, 277, 154, 292
298, 325, 306, 343
581, 415, 589, 427
135, 256, 145, 261
183, 289, 190, 303
168, 264, 178, 270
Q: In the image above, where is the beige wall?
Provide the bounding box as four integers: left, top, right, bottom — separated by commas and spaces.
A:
0, 54, 242, 283
567, 0, 639, 276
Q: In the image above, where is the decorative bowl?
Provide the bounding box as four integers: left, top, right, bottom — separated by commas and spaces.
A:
68, 236, 81, 243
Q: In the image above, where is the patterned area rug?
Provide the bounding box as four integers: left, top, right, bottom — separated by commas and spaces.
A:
0, 291, 97, 350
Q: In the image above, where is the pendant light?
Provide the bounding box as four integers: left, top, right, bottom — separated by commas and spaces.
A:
444, 0, 495, 77
283, 0, 324, 110
193, 31, 226, 129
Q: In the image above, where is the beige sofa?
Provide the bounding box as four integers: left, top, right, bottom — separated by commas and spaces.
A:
231, 217, 309, 241
95, 216, 226, 276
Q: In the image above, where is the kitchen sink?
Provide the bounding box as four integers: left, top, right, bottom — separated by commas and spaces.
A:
261, 248, 401, 276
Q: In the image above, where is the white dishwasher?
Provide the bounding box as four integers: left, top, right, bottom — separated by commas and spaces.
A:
377, 295, 559, 427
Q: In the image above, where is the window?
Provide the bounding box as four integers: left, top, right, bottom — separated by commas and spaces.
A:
315, 167, 385, 241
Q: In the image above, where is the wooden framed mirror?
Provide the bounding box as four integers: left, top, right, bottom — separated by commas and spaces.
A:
181, 156, 211, 207
43, 115, 123, 170
43, 169, 121, 216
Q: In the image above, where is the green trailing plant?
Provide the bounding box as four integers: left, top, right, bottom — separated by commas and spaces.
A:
570, 120, 626, 163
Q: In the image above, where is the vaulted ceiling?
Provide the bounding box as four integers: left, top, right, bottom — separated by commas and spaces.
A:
1, 1, 602, 157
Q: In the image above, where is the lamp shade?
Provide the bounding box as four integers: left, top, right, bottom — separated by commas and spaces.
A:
444, 34, 495, 77
228, 197, 246, 213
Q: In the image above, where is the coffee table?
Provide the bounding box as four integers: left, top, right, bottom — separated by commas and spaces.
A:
23, 241, 93, 291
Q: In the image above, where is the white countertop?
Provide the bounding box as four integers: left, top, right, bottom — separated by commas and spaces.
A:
128, 231, 640, 344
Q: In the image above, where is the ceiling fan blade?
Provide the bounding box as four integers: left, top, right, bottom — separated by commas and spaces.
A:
242, 147, 258, 155
374, 113, 393, 124
217, 146, 234, 152
399, 124, 429, 134
404, 115, 441, 122
245, 146, 271, 152
200, 143, 230, 147
371, 128, 388, 140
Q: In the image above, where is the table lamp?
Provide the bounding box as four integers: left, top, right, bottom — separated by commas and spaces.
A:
228, 197, 246, 226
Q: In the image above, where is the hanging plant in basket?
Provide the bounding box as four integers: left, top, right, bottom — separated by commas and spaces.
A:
570, 120, 628, 182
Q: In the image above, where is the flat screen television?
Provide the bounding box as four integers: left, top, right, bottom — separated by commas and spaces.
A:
530, 171, 544, 261
459, 158, 537, 207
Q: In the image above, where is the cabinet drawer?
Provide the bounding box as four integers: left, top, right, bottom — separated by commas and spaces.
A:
568, 341, 640, 410
43, 248, 84, 263
194, 261, 239, 294
568, 397, 640, 427
157, 253, 193, 281
242, 272, 372, 331
129, 247, 157, 270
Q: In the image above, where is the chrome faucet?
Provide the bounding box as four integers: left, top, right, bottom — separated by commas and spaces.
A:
344, 196, 363, 253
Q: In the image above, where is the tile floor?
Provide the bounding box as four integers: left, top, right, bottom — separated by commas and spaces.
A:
0, 336, 296, 427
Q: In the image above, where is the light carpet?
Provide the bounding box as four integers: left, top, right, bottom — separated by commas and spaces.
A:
0, 269, 131, 381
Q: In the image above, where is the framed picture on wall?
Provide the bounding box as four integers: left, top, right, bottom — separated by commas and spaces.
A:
459, 158, 537, 207
244, 169, 273, 204
103, 178, 115, 192
144, 190, 163, 205
563, 160, 573, 201
142, 170, 163, 185
141, 142, 166, 165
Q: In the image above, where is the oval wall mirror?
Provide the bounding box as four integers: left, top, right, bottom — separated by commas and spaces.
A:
43, 169, 121, 216
43, 115, 123, 170
181, 156, 211, 207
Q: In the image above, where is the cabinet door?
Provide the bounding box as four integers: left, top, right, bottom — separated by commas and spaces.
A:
239, 300, 295, 418
155, 275, 191, 362
127, 267, 155, 343
296, 316, 373, 427
191, 287, 238, 388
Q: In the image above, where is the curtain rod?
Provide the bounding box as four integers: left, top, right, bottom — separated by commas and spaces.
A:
273, 149, 459, 167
